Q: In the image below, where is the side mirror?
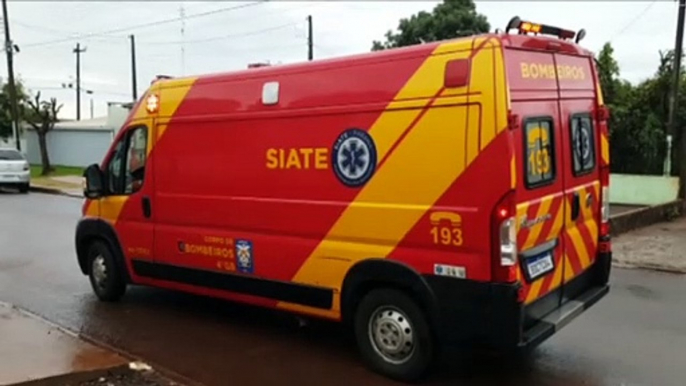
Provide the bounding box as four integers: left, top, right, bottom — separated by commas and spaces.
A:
83, 164, 104, 199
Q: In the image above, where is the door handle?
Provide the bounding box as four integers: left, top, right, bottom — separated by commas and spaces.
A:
571, 192, 580, 221
142, 196, 151, 218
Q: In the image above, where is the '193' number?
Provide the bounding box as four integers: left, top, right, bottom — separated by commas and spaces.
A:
431, 226, 463, 246
528, 147, 550, 176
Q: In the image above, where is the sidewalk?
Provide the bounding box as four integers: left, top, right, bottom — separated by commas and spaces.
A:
0, 302, 178, 386
613, 215, 686, 274
0, 302, 126, 385
29, 175, 82, 198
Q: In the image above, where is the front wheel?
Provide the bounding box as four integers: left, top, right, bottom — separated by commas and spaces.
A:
354, 288, 434, 383
18, 183, 29, 193
87, 241, 126, 302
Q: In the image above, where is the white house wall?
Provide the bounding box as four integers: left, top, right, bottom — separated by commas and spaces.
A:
25, 130, 114, 167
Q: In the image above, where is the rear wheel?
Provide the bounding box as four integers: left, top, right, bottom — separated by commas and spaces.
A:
87, 240, 126, 302
353, 288, 434, 383
18, 183, 28, 193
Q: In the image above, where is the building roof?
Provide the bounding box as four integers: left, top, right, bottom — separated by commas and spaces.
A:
23, 116, 114, 132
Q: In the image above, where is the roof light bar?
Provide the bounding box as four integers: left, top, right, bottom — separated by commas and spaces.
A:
504, 16, 585, 43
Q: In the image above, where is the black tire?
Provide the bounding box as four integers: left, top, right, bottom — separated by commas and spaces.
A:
18, 183, 29, 193
87, 240, 126, 302
354, 288, 434, 383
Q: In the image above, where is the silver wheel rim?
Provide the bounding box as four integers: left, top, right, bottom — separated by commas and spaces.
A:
368, 306, 415, 365
91, 254, 107, 289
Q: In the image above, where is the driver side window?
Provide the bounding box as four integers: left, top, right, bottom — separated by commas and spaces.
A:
107, 139, 125, 194
106, 126, 148, 195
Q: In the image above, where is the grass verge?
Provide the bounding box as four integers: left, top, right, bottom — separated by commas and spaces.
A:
30, 164, 84, 178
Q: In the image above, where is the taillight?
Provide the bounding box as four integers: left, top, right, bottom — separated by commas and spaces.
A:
599, 166, 610, 237
23, 162, 29, 171
500, 217, 517, 265
601, 185, 610, 224
492, 191, 518, 282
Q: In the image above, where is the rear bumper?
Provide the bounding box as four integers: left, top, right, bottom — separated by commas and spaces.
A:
0, 171, 30, 185
423, 251, 611, 351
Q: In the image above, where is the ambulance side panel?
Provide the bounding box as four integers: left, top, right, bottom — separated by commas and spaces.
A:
128, 36, 511, 322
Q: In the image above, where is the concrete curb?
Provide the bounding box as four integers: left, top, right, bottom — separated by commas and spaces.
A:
28, 185, 82, 199
610, 200, 683, 236
12, 364, 134, 386
77, 332, 206, 386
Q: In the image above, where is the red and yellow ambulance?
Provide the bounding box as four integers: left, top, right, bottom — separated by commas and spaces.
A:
76, 17, 611, 381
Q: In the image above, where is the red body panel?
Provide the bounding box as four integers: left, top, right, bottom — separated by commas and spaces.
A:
81, 32, 605, 321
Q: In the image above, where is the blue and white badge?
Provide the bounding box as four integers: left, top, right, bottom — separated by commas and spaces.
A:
235, 239, 254, 274
332, 128, 377, 187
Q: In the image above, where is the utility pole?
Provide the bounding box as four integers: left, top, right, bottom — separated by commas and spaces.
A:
2, 0, 21, 151
180, 4, 186, 75
671, 0, 686, 197
73, 43, 86, 120
307, 15, 313, 61
90, 98, 93, 119
130, 34, 137, 101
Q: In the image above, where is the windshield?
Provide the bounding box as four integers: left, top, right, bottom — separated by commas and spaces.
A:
0, 149, 24, 160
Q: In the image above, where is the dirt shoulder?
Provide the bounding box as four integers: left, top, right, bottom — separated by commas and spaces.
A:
613, 216, 686, 274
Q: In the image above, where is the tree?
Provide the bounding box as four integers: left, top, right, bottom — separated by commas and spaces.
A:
0, 79, 30, 139
26, 92, 62, 176
371, 0, 490, 51
596, 43, 620, 105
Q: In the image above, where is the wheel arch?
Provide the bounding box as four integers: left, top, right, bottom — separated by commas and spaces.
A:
75, 218, 131, 282
341, 259, 439, 331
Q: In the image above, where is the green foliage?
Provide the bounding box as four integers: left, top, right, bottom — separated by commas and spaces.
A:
597, 43, 620, 105
371, 0, 490, 51
598, 43, 686, 176
0, 79, 30, 139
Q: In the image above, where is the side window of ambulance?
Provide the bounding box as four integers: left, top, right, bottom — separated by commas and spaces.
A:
105, 126, 148, 195
124, 127, 148, 194
107, 139, 125, 194
524, 118, 556, 188
570, 114, 596, 175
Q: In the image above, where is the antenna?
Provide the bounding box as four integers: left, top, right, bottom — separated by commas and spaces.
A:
180, 3, 186, 75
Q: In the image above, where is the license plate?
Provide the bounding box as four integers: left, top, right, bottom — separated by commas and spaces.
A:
526, 252, 554, 281
0, 175, 18, 182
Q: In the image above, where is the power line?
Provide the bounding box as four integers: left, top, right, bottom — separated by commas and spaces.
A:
11, 19, 79, 37
141, 22, 299, 46
142, 43, 304, 60
21, 1, 269, 49
26, 86, 131, 98
608, 0, 658, 43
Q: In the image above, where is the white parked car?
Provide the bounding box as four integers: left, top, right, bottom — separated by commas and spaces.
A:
0, 148, 30, 193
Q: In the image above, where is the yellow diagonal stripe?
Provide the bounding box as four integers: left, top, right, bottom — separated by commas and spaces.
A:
525, 277, 544, 304
97, 78, 197, 225
510, 156, 517, 189
548, 254, 564, 292
548, 199, 564, 241
568, 226, 590, 270
278, 39, 506, 317
522, 197, 553, 250
601, 134, 609, 165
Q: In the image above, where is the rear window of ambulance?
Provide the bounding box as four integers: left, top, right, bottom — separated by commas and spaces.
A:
570, 114, 596, 175
524, 118, 556, 187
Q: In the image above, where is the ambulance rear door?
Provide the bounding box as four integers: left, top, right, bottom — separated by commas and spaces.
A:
504, 48, 568, 322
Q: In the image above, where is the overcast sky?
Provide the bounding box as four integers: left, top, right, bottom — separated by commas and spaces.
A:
2, 1, 678, 120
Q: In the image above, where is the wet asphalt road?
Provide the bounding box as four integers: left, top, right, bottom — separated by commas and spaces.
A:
1, 192, 685, 386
